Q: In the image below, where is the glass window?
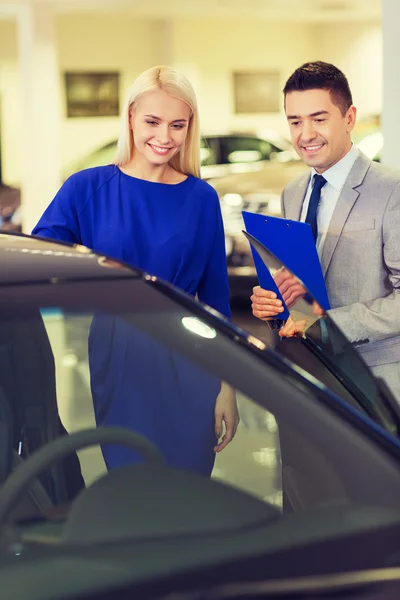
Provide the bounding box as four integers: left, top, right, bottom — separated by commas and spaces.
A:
219, 136, 276, 164
200, 137, 220, 166
41, 302, 282, 506
303, 318, 399, 435
3, 274, 400, 521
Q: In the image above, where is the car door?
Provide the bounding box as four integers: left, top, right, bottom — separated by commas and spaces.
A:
244, 231, 400, 440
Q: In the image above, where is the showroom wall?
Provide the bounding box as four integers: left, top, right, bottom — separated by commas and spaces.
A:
58, 15, 318, 172
0, 13, 382, 186
0, 19, 19, 185
316, 21, 382, 117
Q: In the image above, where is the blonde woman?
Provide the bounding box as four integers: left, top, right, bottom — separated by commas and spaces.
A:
33, 66, 239, 476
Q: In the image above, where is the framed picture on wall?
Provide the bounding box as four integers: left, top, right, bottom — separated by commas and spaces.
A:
233, 71, 280, 114
65, 72, 120, 118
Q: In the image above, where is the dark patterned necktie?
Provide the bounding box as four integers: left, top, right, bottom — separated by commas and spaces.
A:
305, 174, 327, 242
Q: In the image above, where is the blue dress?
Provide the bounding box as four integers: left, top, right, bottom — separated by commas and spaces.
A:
32, 166, 231, 476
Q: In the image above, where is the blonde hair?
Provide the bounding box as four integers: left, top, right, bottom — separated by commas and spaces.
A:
114, 66, 201, 178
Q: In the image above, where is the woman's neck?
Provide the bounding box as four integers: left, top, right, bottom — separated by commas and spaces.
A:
120, 157, 186, 184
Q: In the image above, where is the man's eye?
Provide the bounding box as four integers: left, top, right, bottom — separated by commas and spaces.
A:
315, 119, 326, 123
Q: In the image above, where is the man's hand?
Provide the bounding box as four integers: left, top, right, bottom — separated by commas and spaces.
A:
251, 286, 284, 321
278, 316, 306, 338
278, 302, 325, 338
274, 269, 307, 309
214, 383, 240, 453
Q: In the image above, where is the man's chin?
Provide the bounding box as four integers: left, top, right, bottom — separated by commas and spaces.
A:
301, 154, 326, 170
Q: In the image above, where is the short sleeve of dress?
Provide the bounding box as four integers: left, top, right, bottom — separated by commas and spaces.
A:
32, 175, 81, 244
197, 187, 231, 320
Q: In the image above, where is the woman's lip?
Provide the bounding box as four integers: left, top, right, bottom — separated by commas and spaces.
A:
148, 144, 173, 155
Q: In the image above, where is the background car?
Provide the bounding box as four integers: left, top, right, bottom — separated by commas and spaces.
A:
0, 132, 303, 294
64, 131, 299, 182
65, 132, 306, 299
357, 131, 383, 162
354, 113, 382, 162
0, 183, 21, 232
0, 139, 21, 233
212, 159, 307, 298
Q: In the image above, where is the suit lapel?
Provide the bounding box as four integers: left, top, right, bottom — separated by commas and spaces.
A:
320, 185, 359, 275
285, 173, 309, 220
320, 152, 371, 275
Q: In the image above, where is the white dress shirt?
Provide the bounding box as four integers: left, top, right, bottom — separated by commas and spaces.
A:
300, 144, 359, 255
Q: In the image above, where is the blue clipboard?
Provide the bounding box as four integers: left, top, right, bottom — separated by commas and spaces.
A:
242, 211, 330, 321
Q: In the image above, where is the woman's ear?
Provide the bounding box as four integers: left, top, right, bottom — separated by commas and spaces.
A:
128, 106, 134, 131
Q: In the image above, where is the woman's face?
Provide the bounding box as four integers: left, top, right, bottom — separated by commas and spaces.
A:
129, 89, 191, 167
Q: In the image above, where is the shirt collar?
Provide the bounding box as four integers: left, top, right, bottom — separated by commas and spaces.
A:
310, 143, 359, 192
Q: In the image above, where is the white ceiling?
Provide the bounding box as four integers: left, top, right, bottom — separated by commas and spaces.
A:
0, 0, 381, 21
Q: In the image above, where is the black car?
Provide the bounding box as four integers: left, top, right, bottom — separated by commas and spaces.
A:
0, 233, 400, 600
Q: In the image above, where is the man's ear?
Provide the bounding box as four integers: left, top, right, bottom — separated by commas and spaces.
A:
347, 105, 357, 132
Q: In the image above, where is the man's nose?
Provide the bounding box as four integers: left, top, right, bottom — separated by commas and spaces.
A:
301, 121, 317, 142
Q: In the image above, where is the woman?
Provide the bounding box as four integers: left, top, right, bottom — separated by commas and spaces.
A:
33, 65, 239, 476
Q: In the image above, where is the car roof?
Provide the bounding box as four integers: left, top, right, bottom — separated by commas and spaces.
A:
0, 233, 141, 285
203, 133, 263, 140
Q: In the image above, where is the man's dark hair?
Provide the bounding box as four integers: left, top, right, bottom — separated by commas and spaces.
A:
283, 61, 353, 115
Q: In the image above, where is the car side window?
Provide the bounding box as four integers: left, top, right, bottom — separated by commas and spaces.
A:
39, 307, 283, 507
219, 136, 274, 165
200, 137, 220, 166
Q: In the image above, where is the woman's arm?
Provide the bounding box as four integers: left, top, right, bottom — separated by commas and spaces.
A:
197, 191, 231, 320
214, 381, 239, 453
32, 175, 81, 244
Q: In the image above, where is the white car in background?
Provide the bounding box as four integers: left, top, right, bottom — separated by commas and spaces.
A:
65, 131, 298, 181
357, 131, 383, 162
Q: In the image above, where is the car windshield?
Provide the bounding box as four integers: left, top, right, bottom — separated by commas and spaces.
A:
272, 315, 400, 439
1, 248, 400, 517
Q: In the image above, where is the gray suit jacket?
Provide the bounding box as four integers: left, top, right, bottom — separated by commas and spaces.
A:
282, 151, 400, 368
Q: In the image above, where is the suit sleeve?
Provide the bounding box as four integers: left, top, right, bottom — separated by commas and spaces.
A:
281, 190, 286, 218
328, 182, 400, 344
197, 192, 231, 320
31, 175, 81, 243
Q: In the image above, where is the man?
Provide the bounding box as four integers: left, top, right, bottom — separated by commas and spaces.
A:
251, 61, 400, 402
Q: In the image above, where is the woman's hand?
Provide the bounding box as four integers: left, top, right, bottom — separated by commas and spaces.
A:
214, 382, 240, 453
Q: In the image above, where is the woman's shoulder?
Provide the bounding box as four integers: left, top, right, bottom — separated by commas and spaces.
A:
188, 175, 219, 203
67, 165, 118, 189
59, 166, 120, 209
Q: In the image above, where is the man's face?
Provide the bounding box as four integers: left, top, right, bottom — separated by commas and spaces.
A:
285, 88, 356, 173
